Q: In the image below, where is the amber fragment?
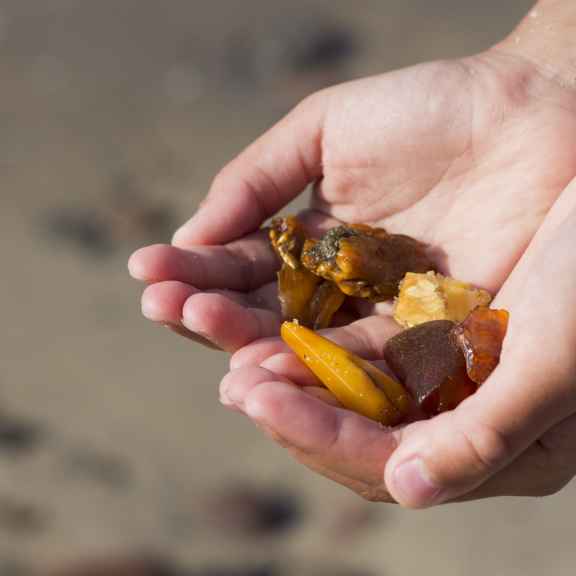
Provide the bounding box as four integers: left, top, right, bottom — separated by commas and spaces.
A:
270, 215, 308, 270
452, 306, 509, 385
393, 271, 492, 328
270, 216, 345, 329
275, 263, 321, 327
383, 320, 477, 416
281, 321, 409, 425
301, 224, 435, 302
308, 280, 346, 330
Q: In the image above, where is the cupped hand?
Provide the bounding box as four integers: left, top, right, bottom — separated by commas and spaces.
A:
222, 177, 576, 506
129, 28, 576, 505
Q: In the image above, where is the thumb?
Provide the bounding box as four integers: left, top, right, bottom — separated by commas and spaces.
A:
385, 341, 574, 508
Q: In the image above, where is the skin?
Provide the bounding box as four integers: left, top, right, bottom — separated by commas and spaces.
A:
129, 0, 576, 508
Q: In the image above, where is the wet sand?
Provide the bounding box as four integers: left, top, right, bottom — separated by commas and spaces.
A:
2, 1, 576, 575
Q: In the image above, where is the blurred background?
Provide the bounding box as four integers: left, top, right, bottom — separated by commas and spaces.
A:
2, 1, 575, 575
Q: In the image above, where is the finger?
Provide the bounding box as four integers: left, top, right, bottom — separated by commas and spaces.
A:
139, 281, 222, 349
385, 206, 576, 508
141, 279, 278, 321
181, 292, 282, 353
141, 281, 197, 323
221, 366, 399, 499
219, 364, 297, 413
260, 352, 325, 388
230, 313, 401, 372
172, 97, 324, 247
254, 418, 397, 503
129, 229, 278, 291
245, 379, 397, 499
220, 367, 386, 499
141, 280, 282, 353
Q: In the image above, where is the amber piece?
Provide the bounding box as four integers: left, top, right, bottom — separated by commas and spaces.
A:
308, 280, 346, 330
270, 215, 308, 270
301, 224, 435, 302
275, 263, 321, 327
383, 320, 477, 416
270, 216, 345, 329
393, 271, 492, 328
282, 321, 409, 425
452, 306, 509, 384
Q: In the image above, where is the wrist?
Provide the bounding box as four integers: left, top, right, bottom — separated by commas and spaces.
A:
492, 0, 576, 91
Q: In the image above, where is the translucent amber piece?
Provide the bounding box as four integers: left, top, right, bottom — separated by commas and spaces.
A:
270, 217, 345, 329
281, 321, 409, 425
383, 320, 477, 416
452, 306, 509, 384
393, 271, 492, 328
301, 224, 435, 302
308, 281, 346, 330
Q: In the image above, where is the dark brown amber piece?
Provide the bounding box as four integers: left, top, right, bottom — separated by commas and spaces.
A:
301, 223, 435, 302
270, 216, 345, 329
383, 320, 477, 416
452, 306, 509, 384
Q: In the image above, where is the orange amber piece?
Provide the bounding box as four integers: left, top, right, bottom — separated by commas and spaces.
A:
301, 224, 435, 301
451, 306, 509, 384
383, 320, 477, 416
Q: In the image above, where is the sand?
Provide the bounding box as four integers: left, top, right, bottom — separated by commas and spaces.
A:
2, 1, 576, 575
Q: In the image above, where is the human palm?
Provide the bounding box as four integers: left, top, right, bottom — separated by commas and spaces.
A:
130, 47, 576, 506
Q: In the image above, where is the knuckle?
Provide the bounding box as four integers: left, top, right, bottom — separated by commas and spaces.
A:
457, 416, 511, 477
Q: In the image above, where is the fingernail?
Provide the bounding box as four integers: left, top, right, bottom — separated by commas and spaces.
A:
219, 390, 246, 414
394, 459, 443, 508
180, 317, 223, 348
141, 308, 154, 321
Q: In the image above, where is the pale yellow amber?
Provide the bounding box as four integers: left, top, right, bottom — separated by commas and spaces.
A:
393, 271, 491, 328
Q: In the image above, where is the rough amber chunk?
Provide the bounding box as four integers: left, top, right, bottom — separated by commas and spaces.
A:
270, 216, 345, 329
452, 306, 509, 384
383, 320, 477, 416
301, 224, 435, 301
270, 215, 308, 270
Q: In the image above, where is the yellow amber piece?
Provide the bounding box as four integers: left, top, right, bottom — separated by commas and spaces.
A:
393, 271, 491, 328
281, 321, 409, 425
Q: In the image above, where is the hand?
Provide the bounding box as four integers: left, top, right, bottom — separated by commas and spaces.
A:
221, 177, 576, 506
129, 1, 576, 506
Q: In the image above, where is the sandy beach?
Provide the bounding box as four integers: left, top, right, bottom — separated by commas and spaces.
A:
2, 1, 576, 575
